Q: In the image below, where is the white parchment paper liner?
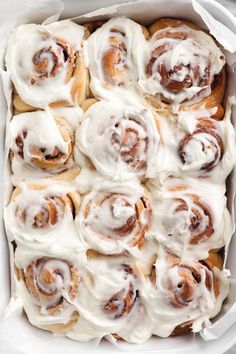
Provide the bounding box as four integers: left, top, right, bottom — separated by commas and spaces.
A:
0, 0, 236, 353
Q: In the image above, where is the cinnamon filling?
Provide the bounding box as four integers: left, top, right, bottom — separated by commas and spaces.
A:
103, 30, 127, 84
104, 264, 138, 319
25, 258, 79, 314
178, 127, 223, 172
104, 284, 138, 319
111, 118, 148, 171
16, 195, 68, 229
167, 263, 211, 308
83, 191, 151, 248
15, 130, 27, 158
30, 37, 74, 85
173, 196, 214, 244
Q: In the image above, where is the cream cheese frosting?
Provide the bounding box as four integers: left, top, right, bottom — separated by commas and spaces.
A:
146, 177, 233, 260
5, 21, 85, 108
4, 182, 84, 255
136, 24, 225, 106
76, 100, 160, 181
86, 17, 147, 100
75, 180, 152, 255
8, 107, 83, 180
141, 245, 230, 338
152, 102, 236, 183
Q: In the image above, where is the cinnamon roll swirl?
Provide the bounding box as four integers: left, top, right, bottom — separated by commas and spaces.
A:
74, 255, 152, 343
9, 108, 82, 178
103, 264, 138, 319
137, 18, 225, 118
6, 21, 88, 108
165, 256, 219, 309
76, 181, 152, 255
143, 247, 229, 338
16, 257, 80, 332
155, 105, 236, 182
86, 17, 148, 98
16, 194, 71, 229
5, 183, 80, 247
148, 178, 232, 259
76, 100, 160, 180
178, 119, 223, 173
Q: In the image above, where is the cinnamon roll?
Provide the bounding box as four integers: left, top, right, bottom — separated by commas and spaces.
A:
86, 17, 148, 99
16, 194, 71, 229
6, 21, 89, 109
165, 255, 220, 309
137, 18, 225, 118
155, 104, 236, 182
178, 119, 223, 173
72, 255, 152, 343
76, 181, 152, 255
142, 247, 229, 338
148, 178, 233, 259
5, 183, 80, 247
9, 108, 82, 178
103, 264, 138, 319
76, 100, 160, 180
16, 257, 80, 332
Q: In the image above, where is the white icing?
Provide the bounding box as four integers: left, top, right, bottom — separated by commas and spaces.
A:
141, 246, 229, 338
152, 103, 236, 183
5, 183, 86, 256
15, 253, 153, 343
147, 177, 233, 260
15, 257, 80, 329
73, 256, 153, 343
137, 24, 225, 107
75, 180, 151, 255
5, 21, 85, 108
13, 241, 229, 341
86, 17, 147, 100
76, 100, 160, 181
9, 107, 82, 180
